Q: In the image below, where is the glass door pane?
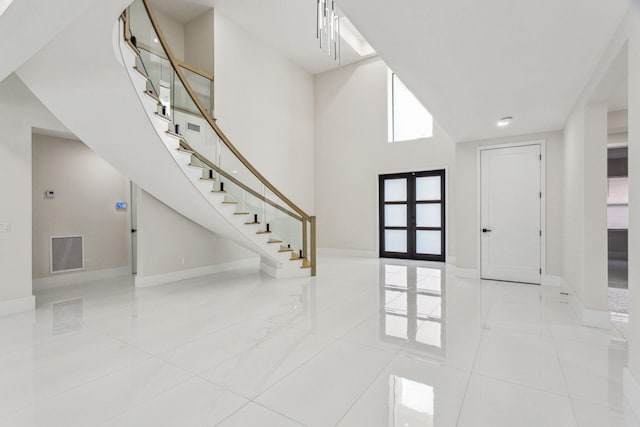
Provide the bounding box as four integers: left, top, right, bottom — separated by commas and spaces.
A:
380, 170, 445, 261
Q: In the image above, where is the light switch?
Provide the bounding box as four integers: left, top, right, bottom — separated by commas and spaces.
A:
0, 223, 10, 232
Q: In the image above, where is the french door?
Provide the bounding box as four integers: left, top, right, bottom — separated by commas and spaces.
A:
379, 170, 445, 261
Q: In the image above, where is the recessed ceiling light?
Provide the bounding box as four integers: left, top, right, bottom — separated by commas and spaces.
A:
0, 0, 14, 17
497, 116, 513, 127
153, 38, 159, 43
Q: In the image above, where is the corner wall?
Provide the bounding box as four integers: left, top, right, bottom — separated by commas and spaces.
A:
627, 2, 640, 403
313, 58, 456, 257
0, 75, 72, 315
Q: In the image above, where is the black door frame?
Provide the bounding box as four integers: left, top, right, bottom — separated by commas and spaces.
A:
379, 169, 446, 262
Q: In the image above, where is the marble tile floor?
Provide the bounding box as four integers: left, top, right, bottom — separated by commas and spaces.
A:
0, 256, 638, 426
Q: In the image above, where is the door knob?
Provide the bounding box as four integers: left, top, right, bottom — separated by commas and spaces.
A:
482, 228, 492, 233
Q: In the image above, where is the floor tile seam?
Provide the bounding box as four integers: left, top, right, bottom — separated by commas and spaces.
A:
95, 374, 207, 426
550, 333, 629, 349
248, 335, 342, 402
213, 399, 309, 427
0, 333, 154, 380
331, 348, 398, 427
192, 328, 338, 397
0, 327, 106, 359
568, 396, 626, 414
470, 371, 573, 399
335, 335, 405, 355
118, 317, 256, 358
481, 323, 552, 337
454, 324, 486, 427
14, 351, 165, 415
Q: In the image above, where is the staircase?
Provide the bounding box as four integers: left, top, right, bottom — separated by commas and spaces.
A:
17, 0, 315, 278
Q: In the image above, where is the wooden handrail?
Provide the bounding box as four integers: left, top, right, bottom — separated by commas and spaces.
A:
140, 0, 311, 222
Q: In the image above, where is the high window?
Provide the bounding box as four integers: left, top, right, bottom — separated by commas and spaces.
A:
388, 71, 433, 142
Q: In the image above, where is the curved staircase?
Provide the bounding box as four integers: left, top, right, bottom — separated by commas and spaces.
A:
17, 0, 315, 279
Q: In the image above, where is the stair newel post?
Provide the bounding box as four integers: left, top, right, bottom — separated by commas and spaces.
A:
302, 219, 308, 260
310, 216, 316, 276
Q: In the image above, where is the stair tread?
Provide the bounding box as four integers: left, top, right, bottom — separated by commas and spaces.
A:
144, 91, 162, 105
222, 201, 238, 204
267, 239, 283, 243
126, 39, 140, 55
176, 147, 193, 154
166, 130, 182, 139
188, 163, 204, 168
211, 190, 227, 193
245, 221, 261, 225
256, 231, 272, 234
133, 66, 149, 80
234, 212, 250, 215
155, 112, 171, 122
200, 177, 216, 181
279, 249, 293, 252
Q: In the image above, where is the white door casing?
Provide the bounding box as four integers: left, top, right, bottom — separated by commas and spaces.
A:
480, 143, 543, 284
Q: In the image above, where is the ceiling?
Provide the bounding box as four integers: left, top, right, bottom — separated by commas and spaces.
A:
150, 0, 630, 142
0, 0, 99, 82
335, 0, 630, 142
150, 0, 374, 74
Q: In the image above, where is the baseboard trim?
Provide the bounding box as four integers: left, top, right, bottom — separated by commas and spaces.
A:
260, 262, 311, 279
541, 275, 563, 287
0, 295, 35, 316
135, 258, 259, 288
455, 267, 480, 279
624, 368, 640, 421
33, 266, 131, 290
317, 248, 377, 258
557, 276, 610, 329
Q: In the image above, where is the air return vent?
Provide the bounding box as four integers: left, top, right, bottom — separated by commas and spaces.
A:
187, 122, 200, 133
50, 235, 84, 273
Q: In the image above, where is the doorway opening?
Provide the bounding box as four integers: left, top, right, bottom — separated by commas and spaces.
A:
379, 170, 446, 262
607, 136, 628, 320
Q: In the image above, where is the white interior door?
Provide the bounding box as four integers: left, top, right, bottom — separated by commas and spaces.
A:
480, 144, 542, 284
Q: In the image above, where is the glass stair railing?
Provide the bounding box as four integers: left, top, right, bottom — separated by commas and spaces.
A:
122, 0, 316, 275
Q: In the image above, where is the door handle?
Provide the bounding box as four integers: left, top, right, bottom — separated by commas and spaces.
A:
482, 228, 492, 233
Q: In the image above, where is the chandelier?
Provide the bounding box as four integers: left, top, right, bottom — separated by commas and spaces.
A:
317, 0, 340, 62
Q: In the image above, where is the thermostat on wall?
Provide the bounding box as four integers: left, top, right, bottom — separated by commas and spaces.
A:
45, 190, 55, 199
116, 202, 128, 210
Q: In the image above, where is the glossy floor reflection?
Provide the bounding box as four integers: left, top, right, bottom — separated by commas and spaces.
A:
0, 256, 638, 426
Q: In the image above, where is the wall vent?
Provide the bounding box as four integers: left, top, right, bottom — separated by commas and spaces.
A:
50, 235, 84, 273
187, 122, 201, 133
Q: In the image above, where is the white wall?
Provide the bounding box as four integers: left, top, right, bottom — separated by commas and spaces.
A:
154, 9, 185, 61
185, 10, 214, 76
0, 74, 71, 313
627, 4, 640, 395
135, 189, 257, 284
455, 131, 565, 277
314, 58, 456, 257
32, 134, 130, 282
562, 12, 631, 323
213, 9, 315, 214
